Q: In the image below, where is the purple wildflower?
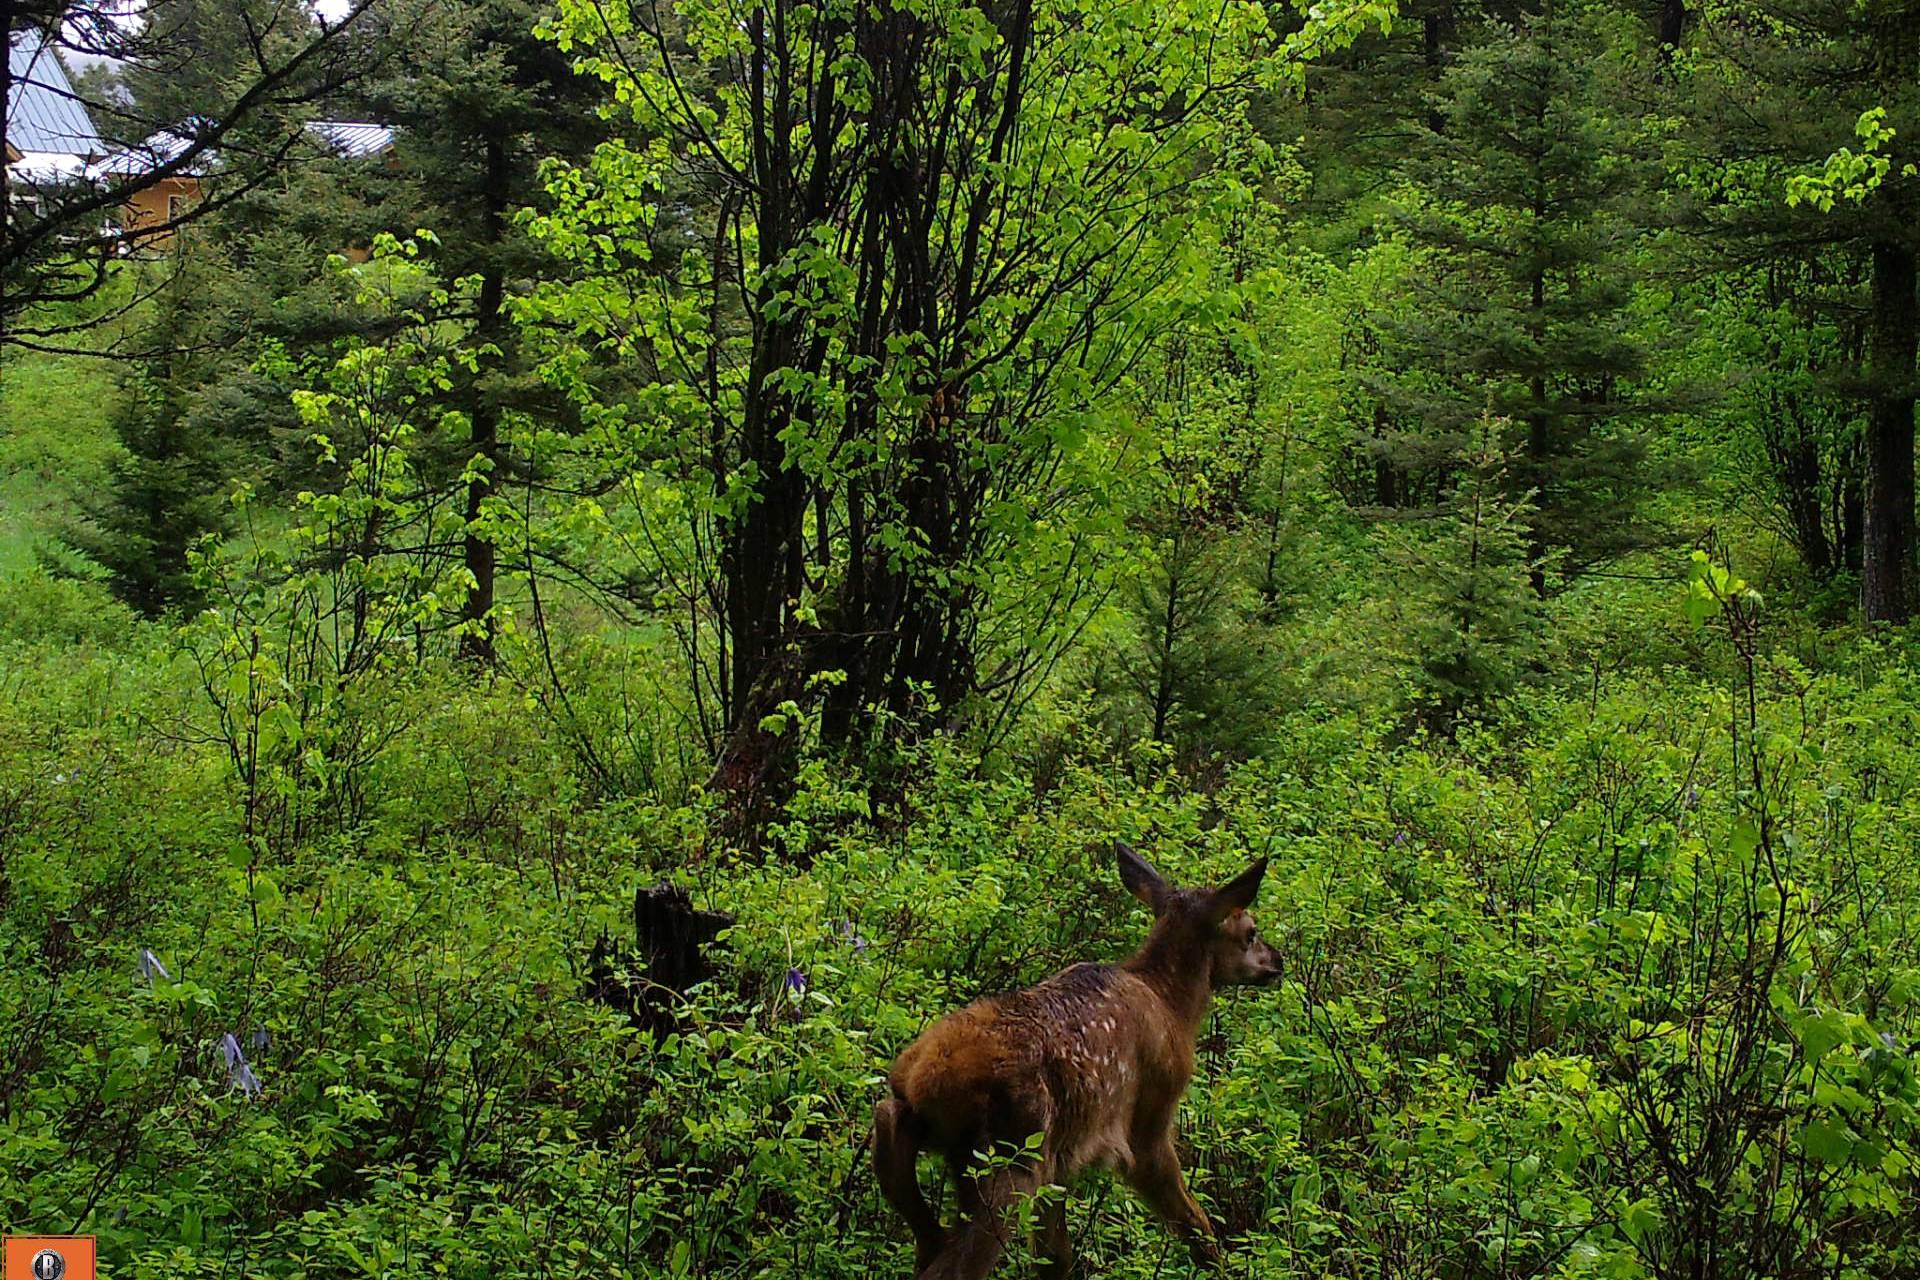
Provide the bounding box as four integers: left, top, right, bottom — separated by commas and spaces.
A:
220, 1032, 263, 1098
838, 920, 870, 955
785, 967, 808, 998
251, 1023, 271, 1052
234, 1061, 262, 1099
1392, 831, 1409, 849
137, 949, 170, 982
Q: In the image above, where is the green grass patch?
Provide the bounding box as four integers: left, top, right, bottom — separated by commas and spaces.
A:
0, 348, 126, 577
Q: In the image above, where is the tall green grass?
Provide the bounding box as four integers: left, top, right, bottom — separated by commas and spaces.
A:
0, 346, 126, 577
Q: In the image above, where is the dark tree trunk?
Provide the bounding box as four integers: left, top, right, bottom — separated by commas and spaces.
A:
1373, 458, 1403, 508
1370, 406, 1405, 507
1790, 442, 1834, 581
701, 0, 1064, 846
1861, 239, 1918, 623
710, 354, 811, 840
1762, 389, 1835, 581
720, 395, 808, 731
1422, 0, 1455, 131
458, 135, 510, 666
709, 133, 827, 840
885, 402, 978, 723
1, 0, 14, 353
702, 1, 852, 846
779, 4, 1012, 752
1526, 266, 1550, 598
1656, 0, 1686, 52
459, 390, 500, 665
1840, 459, 1865, 573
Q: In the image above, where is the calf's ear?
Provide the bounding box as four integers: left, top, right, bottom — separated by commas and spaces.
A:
1207, 857, 1269, 922
1114, 840, 1170, 914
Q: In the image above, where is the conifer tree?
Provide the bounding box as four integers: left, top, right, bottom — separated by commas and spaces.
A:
1375, 6, 1667, 588
111, 0, 306, 127
63, 259, 251, 615
60, 141, 405, 616
1387, 414, 1542, 735
1100, 410, 1277, 759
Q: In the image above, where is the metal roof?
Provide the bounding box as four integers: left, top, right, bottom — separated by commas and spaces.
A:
86, 119, 394, 183
9, 149, 89, 184
305, 121, 394, 159
91, 130, 199, 178
7, 29, 103, 159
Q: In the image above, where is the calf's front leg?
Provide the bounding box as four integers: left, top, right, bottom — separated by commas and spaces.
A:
1123, 1137, 1221, 1269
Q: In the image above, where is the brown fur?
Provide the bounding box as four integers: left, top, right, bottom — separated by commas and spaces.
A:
874, 842, 1281, 1278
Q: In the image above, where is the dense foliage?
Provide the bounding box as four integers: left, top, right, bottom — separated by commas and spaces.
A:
3, 581, 1919, 1278
8, 0, 1920, 1274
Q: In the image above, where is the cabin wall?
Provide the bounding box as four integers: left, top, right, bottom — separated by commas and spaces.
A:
120, 176, 201, 251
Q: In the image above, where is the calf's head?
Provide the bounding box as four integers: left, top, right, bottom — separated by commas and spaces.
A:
1116, 840, 1282, 987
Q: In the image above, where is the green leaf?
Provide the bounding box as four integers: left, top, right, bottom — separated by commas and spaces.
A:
1800, 1118, 1856, 1164
1799, 1010, 1848, 1063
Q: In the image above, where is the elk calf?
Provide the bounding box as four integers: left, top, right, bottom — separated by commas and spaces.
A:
874, 841, 1281, 1278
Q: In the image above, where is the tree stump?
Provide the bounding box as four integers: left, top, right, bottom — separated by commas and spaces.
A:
586, 883, 733, 1037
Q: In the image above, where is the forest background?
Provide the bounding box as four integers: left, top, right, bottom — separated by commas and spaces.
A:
5, 0, 1920, 1275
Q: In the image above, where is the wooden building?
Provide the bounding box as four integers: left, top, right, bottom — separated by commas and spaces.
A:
88, 132, 199, 252
120, 176, 203, 246
100, 121, 396, 253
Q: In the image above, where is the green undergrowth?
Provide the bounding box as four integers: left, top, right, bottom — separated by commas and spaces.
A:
2, 616, 1919, 1279
0, 348, 124, 579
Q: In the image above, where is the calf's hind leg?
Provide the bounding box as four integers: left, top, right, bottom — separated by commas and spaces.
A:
1034, 1190, 1073, 1280
919, 1159, 1040, 1280
874, 1098, 946, 1271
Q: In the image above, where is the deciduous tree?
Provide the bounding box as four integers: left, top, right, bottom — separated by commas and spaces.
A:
525, 0, 1389, 830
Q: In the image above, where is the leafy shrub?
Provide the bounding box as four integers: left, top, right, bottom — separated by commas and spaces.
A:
0, 572, 142, 647
2, 562, 1918, 1278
